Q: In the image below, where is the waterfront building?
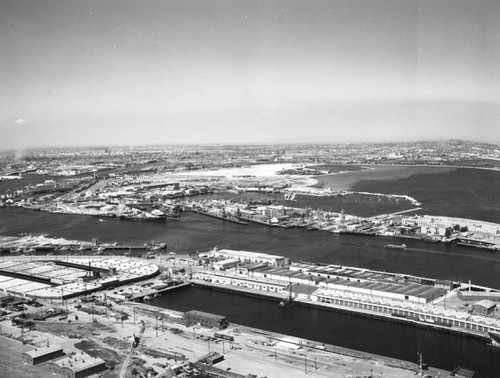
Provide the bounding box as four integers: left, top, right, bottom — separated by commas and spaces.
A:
403, 215, 500, 236
190, 251, 500, 341
208, 248, 286, 266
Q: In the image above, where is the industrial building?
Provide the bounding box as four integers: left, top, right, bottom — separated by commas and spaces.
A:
192, 270, 288, 294
22, 344, 64, 365
471, 300, 496, 316
207, 248, 286, 266
0, 257, 159, 299
48, 353, 106, 378
184, 310, 229, 329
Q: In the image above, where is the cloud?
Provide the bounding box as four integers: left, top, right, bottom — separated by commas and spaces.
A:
14, 118, 27, 125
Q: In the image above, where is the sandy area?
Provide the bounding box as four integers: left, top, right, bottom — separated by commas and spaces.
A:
169, 163, 319, 188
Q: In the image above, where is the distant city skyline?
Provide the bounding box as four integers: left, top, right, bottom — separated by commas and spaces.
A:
1, 0, 499, 151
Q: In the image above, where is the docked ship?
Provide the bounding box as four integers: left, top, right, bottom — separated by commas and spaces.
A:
119, 209, 167, 222
384, 243, 407, 250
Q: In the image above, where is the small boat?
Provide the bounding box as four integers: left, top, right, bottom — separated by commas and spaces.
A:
488, 331, 500, 348
279, 298, 294, 308
385, 244, 407, 250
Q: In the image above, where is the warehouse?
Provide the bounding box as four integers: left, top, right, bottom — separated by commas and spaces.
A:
471, 300, 496, 316
184, 310, 229, 329
22, 344, 64, 365
49, 353, 106, 378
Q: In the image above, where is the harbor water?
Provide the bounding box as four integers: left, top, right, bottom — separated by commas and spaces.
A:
149, 286, 500, 376
1, 207, 500, 375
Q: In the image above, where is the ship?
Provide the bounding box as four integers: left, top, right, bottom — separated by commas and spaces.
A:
488, 330, 500, 347
119, 209, 167, 222
384, 243, 407, 250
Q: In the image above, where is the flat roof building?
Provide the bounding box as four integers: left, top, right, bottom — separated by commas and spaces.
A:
184, 310, 229, 329
49, 353, 106, 378
210, 249, 286, 266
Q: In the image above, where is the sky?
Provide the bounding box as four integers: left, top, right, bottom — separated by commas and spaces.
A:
1, 0, 499, 150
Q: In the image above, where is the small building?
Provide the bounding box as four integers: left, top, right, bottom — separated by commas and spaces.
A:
113, 312, 129, 321
184, 310, 228, 329
471, 299, 496, 316
22, 344, 65, 365
198, 351, 224, 366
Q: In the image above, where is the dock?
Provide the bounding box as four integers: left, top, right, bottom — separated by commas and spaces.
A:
129, 282, 191, 301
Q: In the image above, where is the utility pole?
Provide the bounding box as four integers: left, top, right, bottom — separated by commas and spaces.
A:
21, 297, 25, 344
417, 353, 423, 378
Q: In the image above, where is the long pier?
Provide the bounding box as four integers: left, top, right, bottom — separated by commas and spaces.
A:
129, 282, 191, 301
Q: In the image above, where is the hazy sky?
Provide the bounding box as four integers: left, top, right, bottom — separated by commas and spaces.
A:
1, 0, 499, 150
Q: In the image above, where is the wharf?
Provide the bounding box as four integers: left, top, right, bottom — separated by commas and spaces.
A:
101, 245, 145, 251
236, 216, 280, 227
129, 282, 191, 301
190, 279, 285, 302
188, 279, 499, 343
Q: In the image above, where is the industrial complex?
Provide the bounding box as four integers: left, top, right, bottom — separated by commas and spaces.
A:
0, 248, 497, 377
